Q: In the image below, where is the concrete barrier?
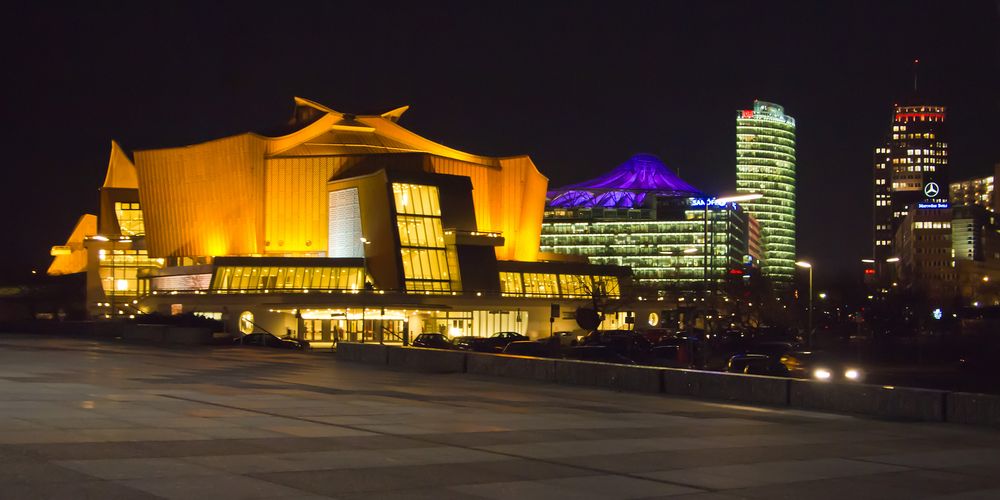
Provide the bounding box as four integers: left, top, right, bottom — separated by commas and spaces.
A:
662, 369, 790, 406
466, 353, 557, 382
386, 346, 466, 373
554, 359, 663, 393
789, 380, 946, 421
122, 324, 168, 343
336, 342, 389, 365
163, 326, 214, 345
946, 392, 1000, 427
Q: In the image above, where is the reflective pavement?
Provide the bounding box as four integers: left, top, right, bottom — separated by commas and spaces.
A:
0, 334, 999, 499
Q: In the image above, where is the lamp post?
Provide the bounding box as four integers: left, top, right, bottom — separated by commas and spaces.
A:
795, 261, 813, 347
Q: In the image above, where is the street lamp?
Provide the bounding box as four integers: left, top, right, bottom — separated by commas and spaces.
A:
795, 261, 813, 347
701, 193, 763, 330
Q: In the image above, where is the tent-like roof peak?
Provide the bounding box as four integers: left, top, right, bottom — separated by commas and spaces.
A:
547, 154, 703, 209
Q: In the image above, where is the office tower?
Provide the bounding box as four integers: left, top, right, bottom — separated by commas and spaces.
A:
736, 100, 796, 285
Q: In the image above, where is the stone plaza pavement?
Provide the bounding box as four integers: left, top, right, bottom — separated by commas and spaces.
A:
0, 335, 999, 499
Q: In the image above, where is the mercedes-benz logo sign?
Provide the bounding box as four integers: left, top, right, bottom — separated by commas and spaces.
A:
924, 182, 940, 198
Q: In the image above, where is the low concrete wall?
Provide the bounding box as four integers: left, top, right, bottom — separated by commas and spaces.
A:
662, 369, 790, 406
2, 320, 125, 338
466, 353, 557, 382
554, 360, 663, 393
386, 346, 466, 373
336, 342, 389, 365
122, 324, 167, 343
163, 327, 215, 345
947, 392, 1000, 427
789, 379, 946, 421
328, 345, 1000, 428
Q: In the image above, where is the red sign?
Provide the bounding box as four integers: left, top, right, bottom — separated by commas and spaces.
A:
741, 110, 754, 119
728, 269, 744, 275
864, 269, 876, 275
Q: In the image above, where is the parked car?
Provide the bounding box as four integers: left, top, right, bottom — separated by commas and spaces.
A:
778, 351, 864, 382
454, 331, 529, 352
637, 328, 674, 344
538, 331, 582, 347
646, 344, 685, 368
502, 341, 558, 358
411, 333, 456, 350
234, 332, 308, 349
563, 345, 635, 365
581, 330, 653, 362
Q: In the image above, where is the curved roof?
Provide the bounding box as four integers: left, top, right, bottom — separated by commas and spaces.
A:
264, 97, 501, 167
548, 154, 702, 208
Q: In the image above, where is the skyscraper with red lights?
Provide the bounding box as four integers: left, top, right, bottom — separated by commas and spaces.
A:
872, 102, 949, 275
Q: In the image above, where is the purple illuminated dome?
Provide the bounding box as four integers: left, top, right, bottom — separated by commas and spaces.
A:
547, 154, 703, 208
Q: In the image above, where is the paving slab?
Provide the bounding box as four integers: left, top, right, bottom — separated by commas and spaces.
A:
0, 334, 999, 499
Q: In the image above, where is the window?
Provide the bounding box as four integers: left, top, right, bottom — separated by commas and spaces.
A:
559, 274, 591, 297
114, 202, 144, 236
499, 272, 523, 296
211, 266, 363, 292
523, 273, 559, 297
391, 183, 459, 293
99, 248, 162, 297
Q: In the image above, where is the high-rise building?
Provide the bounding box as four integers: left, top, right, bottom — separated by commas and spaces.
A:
872, 102, 949, 272
736, 100, 796, 284
950, 163, 998, 213
894, 206, 956, 303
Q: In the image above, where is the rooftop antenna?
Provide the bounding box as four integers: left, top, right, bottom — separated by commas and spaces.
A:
912, 59, 919, 92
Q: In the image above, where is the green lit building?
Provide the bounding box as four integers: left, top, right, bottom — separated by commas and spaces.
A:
736, 100, 796, 285
540, 154, 751, 296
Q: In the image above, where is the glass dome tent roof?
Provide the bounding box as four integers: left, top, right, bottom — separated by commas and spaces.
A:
547, 154, 703, 209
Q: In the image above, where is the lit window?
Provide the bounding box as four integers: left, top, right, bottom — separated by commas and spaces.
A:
114, 202, 144, 236
391, 183, 458, 293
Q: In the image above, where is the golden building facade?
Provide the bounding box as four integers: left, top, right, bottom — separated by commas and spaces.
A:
133, 97, 547, 262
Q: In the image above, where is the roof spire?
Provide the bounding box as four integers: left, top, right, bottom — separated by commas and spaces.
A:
912, 59, 919, 93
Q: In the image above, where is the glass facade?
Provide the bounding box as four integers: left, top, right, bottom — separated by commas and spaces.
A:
210, 265, 365, 292
391, 183, 462, 293
498, 271, 620, 299
540, 208, 747, 290
736, 101, 796, 284
114, 202, 144, 236
98, 248, 163, 297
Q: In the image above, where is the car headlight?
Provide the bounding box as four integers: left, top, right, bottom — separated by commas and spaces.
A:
813, 368, 832, 380
845, 369, 861, 380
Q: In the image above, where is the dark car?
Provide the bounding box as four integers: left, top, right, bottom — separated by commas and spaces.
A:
726, 353, 788, 376
581, 330, 653, 362
234, 332, 308, 349
778, 351, 864, 382
411, 333, 456, 350
538, 331, 582, 347
646, 344, 685, 368
637, 328, 674, 345
563, 345, 635, 364
454, 331, 529, 353
502, 341, 558, 358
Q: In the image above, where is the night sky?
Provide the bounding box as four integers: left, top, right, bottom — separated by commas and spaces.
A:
3, 1, 998, 284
